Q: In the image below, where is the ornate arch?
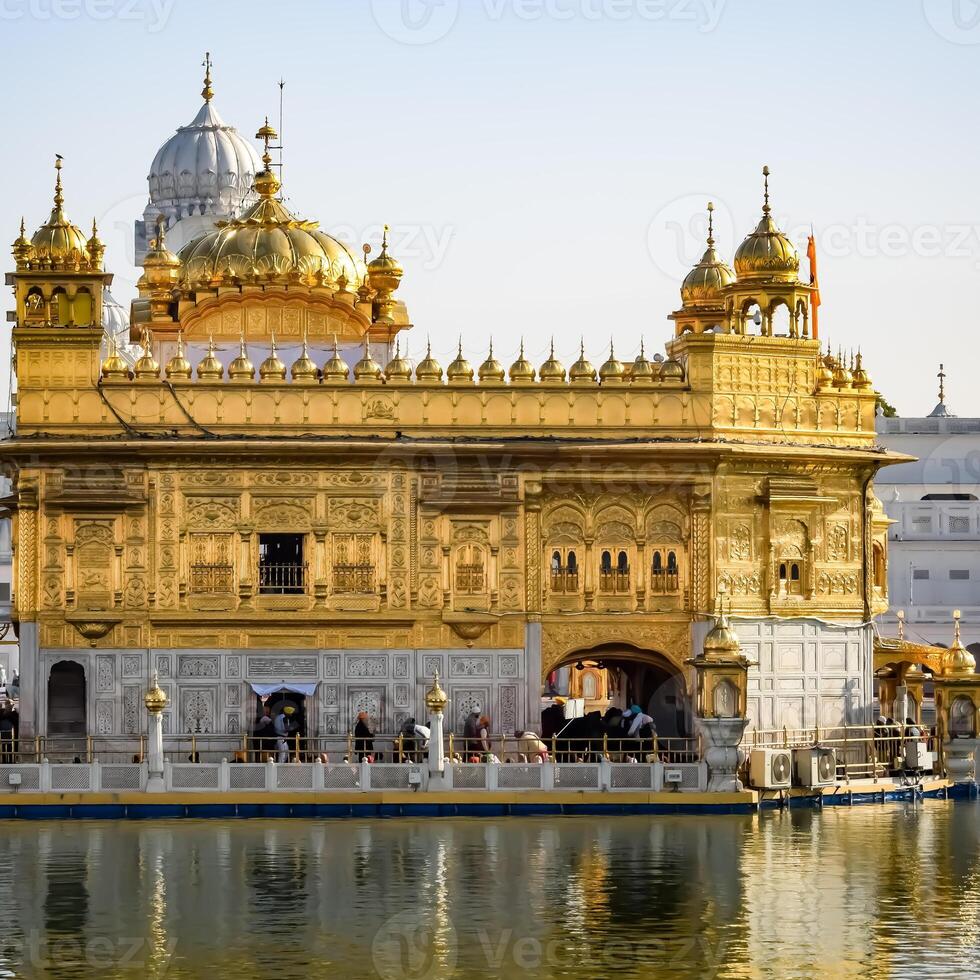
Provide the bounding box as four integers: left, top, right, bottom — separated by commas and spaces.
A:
540, 620, 690, 677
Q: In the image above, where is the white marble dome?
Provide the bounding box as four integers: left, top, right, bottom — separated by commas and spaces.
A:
147, 101, 261, 214
102, 288, 135, 363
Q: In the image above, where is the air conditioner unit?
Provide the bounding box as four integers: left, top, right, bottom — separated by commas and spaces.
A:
664, 769, 683, 784
904, 741, 932, 772
793, 747, 837, 787
749, 748, 792, 789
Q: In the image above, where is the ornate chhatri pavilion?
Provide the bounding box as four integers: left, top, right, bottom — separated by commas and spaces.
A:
3, 63, 896, 743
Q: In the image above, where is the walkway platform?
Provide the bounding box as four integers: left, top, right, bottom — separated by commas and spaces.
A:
0, 777, 958, 819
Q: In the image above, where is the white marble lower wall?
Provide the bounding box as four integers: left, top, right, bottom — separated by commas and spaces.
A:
37, 648, 530, 739
736, 619, 874, 731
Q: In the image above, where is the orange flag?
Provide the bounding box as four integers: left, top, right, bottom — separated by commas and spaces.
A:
807, 230, 820, 340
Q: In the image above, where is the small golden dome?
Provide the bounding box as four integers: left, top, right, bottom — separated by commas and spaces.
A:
509, 341, 536, 383
292, 337, 321, 383
197, 336, 224, 380
367, 225, 404, 278
832, 350, 853, 388
367, 226, 404, 325
703, 606, 741, 659
660, 356, 685, 382
12, 217, 34, 269
681, 203, 735, 306
384, 340, 413, 382
569, 341, 597, 382
816, 359, 834, 390
943, 616, 976, 675
133, 330, 160, 381
447, 341, 475, 384
353, 337, 384, 383
478, 341, 506, 382
143, 216, 181, 272
228, 338, 255, 381
165, 333, 192, 380
101, 336, 131, 380
539, 341, 566, 383
415, 341, 444, 383
851, 350, 871, 389
599, 343, 626, 383
86, 219, 106, 270
31, 158, 89, 270
321, 339, 348, 383
424, 671, 449, 714
144, 671, 168, 714
630, 341, 657, 384
259, 335, 287, 382
734, 167, 800, 281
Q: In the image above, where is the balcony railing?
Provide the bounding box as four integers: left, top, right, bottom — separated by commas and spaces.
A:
333, 563, 375, 595
649, 570, 680, 594
550, 567, 580, 593
599, 568, 631, 594
190, 563, 235, 594
258, 563, 307, 595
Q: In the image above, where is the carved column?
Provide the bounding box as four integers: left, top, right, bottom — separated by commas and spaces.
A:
237, 527, 254, 610
691, 487, 712, 614
312, 528, 328, 606
524, 482, 542, 615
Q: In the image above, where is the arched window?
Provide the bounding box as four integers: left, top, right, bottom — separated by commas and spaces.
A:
951, 696, 976, 738
779, 562, 787, 581
872, 543, 886, 590
617, 551, 629, 572
791, 563, 800, 582
599, 549, 630, 594
582, 672, 598, 701
567, 551, 577, 572
652, 552, 663, 573
552, 550, 562, 571
549, 548, 580, 593
667, 551, 678, 574
712, 678, 738, 719
72, 288, 93, 326
601, 551, 612, 572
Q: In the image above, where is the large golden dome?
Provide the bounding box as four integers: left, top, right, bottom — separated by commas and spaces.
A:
733, 167, 799, 281
178, 121, 361, 289
681, 203, 735, 305
30, 159, 90, 270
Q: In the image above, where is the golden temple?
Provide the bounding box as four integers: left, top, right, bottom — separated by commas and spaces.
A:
2, 62, 898, 743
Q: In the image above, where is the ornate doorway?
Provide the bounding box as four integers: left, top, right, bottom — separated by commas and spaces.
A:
47, 661, 86, 737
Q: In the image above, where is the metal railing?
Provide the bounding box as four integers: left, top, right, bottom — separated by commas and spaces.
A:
550, 567, 580, 593
258, 562, 307, 595
598, 569, 631, 594
190, 563, 235, 594
332, 563, 375, 594
649, 570, 680, 594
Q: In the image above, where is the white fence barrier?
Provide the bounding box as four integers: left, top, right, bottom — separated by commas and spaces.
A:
0, 759, 708, 795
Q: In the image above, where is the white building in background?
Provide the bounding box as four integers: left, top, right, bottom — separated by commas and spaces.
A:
875, 370, 980, 657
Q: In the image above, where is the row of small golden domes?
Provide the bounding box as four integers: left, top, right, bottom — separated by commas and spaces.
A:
817, 346, 872, 390
11, 160, 106, 273
680, 168, 802, 309
104, 335, 686, 385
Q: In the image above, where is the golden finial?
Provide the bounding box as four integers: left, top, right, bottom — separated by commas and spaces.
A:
253, 117, 281, 198
165, 330, 192, 380
509, 338, 535, 383
19, 217, 25, 238
202, 51, 214, 103
896, 609, 905, 642
321, 333, 348, 383
53, 155, 64, 210
381, 224, 390, 254
706, 201, 715, 246
938, 363, 946, 406
425, 671, 448, 714
762, 165, 771, 215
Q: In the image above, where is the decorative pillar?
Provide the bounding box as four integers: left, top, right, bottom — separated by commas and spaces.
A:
425, 671, 448, 780
686, 599, 754, 792
933, 611, 980, 784
144, 671, 168, 793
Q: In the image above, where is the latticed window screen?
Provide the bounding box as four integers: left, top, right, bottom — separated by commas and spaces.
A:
455, 544, 486, 594
189, 533, 235, 593
332, 534, 376, 593
948, 515, 970, 533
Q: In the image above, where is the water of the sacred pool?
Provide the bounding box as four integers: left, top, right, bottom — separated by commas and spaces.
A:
0, 803, 975, 978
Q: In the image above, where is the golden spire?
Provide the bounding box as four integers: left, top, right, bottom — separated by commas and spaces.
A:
12, 216, 33, 269
631, 338, 656, 384
943, 609, 976, 675
259, 331, 287, 382
53, 155, 64, 211
101, 334, 131, 381
938, 363, 946, 406
539, 339, 566, 383
228, 331, 255, 381
134, 327, 161, 381
197, 334, 224, 381
509, 339, 535, 383
321, 334, 349, 383
570, 339, 597, 383
291, 329, 320, 383
415, 339, 444, 383
447, 338, 475, 384
706, 200, 715, 246
367, 224, 403, 325
165, 331, 192, 380
385, 338, 413, 382
478, 340, 506, 383
202, 51, 214, 103
353, 333, 384, 383
762, 165, 771, 215
253, 117, 281, 198
599, 340, 626, 384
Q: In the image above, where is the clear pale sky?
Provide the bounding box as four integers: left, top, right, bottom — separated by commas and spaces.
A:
1, 0, 977, 415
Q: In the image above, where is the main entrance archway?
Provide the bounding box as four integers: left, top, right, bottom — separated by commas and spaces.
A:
47, 661, 87, 737
551, 644, 691, 738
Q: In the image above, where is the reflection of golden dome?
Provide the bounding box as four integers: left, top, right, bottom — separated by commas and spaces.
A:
681, 203, 735, 305
569, 341, 597, 383
509, 341, 535, 383
478, 342, 505, 382
321, 339, 348, 383
660, 357, 685, 382
197, 336, 224, 380
447, 341, 474, 383
292, 338, 320, 383
385, 341, 413, 382
415, 341, 444, 383
165, 333, 192, 380
539, 341, 566, 383
734, 168, 799, 281
259, 335, 287, 381
31, 158, 89, 269
630, 341, 657, 384
599, 343, 626, 383
228, 339, 255, 381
